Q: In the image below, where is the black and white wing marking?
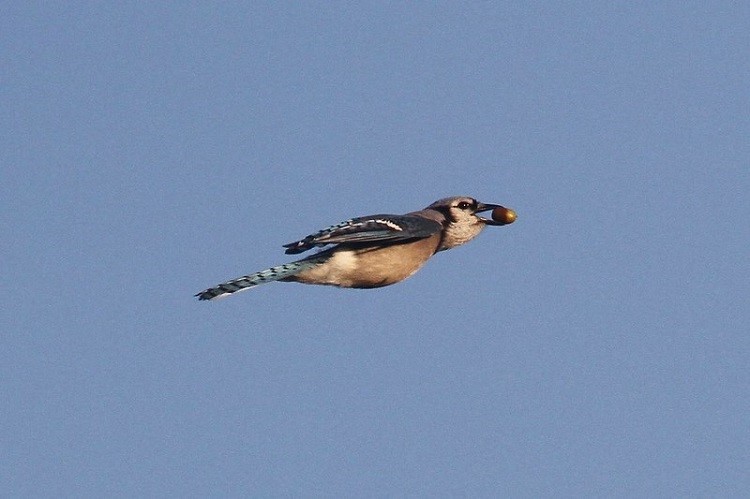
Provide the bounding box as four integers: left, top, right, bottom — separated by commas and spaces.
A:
282, 214, 442, 254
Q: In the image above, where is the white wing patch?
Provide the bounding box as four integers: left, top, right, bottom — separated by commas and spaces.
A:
373, 219, 403, 231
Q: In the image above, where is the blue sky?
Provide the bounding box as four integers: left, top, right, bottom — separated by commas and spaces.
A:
3, 2, 748, 496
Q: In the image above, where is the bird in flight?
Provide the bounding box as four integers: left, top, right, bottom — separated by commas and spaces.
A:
196, 196, 516, 300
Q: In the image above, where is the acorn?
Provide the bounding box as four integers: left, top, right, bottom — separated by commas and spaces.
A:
491, 206, 517, 225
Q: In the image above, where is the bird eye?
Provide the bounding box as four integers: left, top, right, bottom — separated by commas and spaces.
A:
457, 201, 473, 210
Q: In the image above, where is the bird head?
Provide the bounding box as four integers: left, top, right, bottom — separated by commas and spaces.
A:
426, 196, 516, 250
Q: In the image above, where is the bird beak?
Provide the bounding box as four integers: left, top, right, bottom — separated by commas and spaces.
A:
476, 202, 517, 226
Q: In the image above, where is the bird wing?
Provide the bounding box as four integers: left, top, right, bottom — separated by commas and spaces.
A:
282, 214, 442, 254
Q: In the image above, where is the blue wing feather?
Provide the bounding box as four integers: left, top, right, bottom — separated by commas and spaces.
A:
283, 214, 441, 254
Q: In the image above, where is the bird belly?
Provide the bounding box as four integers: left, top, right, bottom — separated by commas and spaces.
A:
289, 238, 439, 288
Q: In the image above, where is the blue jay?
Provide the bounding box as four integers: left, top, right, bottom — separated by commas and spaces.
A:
196, 196, 516, 300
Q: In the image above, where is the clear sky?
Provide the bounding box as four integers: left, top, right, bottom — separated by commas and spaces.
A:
3, 2, 748, 496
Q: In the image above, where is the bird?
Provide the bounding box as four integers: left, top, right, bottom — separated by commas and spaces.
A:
195, 196, 516, 301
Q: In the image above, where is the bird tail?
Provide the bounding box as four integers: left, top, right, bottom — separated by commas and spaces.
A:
195, 257, 324, 301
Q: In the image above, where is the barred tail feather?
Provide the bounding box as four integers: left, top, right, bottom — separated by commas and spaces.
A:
195, 259, 322, 301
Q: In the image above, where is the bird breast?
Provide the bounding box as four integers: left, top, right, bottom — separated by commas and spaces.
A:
289, 236, 441, 288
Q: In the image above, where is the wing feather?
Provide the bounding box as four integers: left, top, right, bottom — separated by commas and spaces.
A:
283, 215, 441, 254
